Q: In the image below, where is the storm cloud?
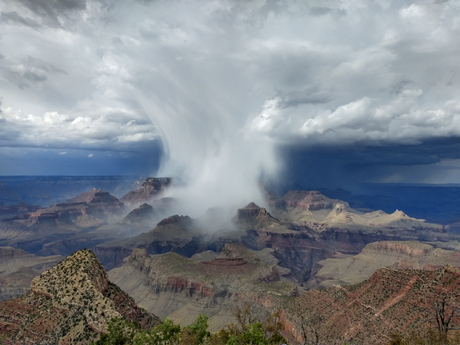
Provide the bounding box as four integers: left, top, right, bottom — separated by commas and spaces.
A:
1, 0, 460, 212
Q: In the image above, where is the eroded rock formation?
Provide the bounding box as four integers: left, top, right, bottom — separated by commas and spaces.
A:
0, 249, 159, 345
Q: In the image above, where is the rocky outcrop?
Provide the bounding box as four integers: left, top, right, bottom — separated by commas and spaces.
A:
0, 249, 159, 345
121, 203, 155, 223
66, 188, 124, 219
237, 202, 275, 222
283, 190, 337, 211
120, 177, 172, 207
94, 214, 205, 270
273, 190, 445, 232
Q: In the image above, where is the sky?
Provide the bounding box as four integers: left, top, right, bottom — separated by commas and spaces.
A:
1, 0, 460, 213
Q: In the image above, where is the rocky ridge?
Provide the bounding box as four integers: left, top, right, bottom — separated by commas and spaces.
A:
0, 249, 159, 344
278, 265, 460, 344
275, 190, 442, 230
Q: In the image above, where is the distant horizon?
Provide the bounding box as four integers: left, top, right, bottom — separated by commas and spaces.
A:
2, 175, 460, 188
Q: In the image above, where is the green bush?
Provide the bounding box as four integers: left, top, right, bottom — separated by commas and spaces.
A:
133, 318, 181, 345
95, 311, 287, 345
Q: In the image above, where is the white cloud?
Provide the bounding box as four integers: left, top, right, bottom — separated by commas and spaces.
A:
2, 0, 460, 207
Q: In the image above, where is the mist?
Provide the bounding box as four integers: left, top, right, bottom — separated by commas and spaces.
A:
3, 0, 460, 212
136, 72, 279, 218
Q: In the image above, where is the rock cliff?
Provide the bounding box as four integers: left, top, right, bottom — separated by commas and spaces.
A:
108, 243, 297, 332
120, 177, 171, 208
307, 240, 460, 288
94, 214, 206, 270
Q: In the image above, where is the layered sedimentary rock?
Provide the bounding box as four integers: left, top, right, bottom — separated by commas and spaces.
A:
94, 214, 206, 270
109, 243, 297, 331
0, 189, 125, 254
233, 201, 454, 283
307, 241, 460, 288
120, 177, 172, 208
65, 188, 124, 221
279, 265, 460, 344
0, 203, 41, 221
96, 197, 456, 284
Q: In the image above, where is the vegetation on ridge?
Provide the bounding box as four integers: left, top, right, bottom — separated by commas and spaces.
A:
94, 307, 286, 345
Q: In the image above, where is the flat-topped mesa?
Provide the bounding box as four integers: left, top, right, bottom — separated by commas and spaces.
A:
283, 190, 341, 210
236, 202, 274, 221
362, 241, 433, 257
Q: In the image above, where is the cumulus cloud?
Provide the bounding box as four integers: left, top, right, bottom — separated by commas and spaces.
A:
2, 0, 460, 209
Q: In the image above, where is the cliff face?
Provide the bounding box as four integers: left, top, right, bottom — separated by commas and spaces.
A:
0, 249, 159, 345
108, 244, 297, 331
283, 190, 337, 211
94, 215, 206, 270
307, 241, 460, 289
120, 177, 172, 208
275, 190, 445, 231
66, 188, 124, 219
95, 199, 456, 284
279, 265, 460, 345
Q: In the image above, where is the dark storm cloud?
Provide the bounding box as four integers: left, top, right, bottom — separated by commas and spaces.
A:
1, 0, 460, 198
14, 0, 87, 28
280, 137, 460, 189
0, 11, 41, 28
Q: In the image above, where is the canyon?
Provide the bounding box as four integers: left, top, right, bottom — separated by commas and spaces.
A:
1, 177, 460, 344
